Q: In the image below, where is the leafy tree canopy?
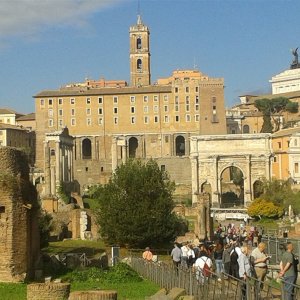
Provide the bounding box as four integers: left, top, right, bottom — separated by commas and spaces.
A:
252, 178, 300, 215
254, 97, 299, 132
92, 159, 187, 247
247, 198, 284, 219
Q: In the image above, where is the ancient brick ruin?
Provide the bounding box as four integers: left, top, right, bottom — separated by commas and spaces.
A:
0, 147, 40, 282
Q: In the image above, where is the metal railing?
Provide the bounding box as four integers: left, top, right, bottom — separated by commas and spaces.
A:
262, 236, 300, 265
130, 257, 300, 299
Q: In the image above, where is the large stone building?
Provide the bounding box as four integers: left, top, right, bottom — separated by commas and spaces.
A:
34, 15, 226, 197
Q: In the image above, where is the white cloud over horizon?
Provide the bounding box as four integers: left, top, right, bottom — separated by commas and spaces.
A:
0, 0, 124, 40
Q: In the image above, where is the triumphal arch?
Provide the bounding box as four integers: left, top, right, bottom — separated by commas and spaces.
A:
190, 134, 273, 208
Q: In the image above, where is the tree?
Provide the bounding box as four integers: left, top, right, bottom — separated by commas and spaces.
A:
247, 199, 284, 219
254, 97, 298, 132
252, 178, 300, 215
92, 159, 186, 247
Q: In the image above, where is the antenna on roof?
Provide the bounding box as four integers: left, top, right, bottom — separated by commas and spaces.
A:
137, 0, 141, 16
137, 0, 142, 24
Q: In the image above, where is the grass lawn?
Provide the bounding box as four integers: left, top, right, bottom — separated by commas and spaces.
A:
0, 280, 159, 300
71, 280, 159, 299
0, 283, 27, 300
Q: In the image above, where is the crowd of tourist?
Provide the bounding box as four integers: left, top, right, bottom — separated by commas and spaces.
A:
142, 223, 299, 299
170, 223, 298, 299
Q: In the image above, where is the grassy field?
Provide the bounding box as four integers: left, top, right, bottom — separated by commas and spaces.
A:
0, 283, 26, 300
0, 280, 159, 300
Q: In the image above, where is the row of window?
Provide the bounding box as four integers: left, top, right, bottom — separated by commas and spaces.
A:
48, 114, 201, 127
48, 103, 202, 117
40, 94, 206, 107
174, 86, 199, 93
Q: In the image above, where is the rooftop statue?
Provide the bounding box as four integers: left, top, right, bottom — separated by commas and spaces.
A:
291, 47, 300, 69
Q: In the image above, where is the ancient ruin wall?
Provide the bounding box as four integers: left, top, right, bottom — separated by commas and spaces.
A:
0, 147, 39, 282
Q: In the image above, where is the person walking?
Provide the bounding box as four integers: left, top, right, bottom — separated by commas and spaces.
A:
181, 242, 189, 269
230, 239, 241, 279
238, 246, 251, 300
193, 252, 213, 284
279, 242, 297, 300
214, 242, 224, 281
251, 242, 269, 289
171, 243, 181, 272
222, 242, 233, 276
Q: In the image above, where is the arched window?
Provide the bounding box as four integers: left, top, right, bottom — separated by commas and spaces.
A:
243, 124, 250, 134
129, 137, 138, 158
137, 59, 142, 70
82, 138, 92, 159
137, 37, 142, 49
175, 135, 185, 156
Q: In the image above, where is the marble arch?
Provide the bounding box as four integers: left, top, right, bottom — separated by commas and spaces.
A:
190, 134, 273, 207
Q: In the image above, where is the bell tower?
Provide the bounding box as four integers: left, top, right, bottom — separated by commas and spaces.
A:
129, 15, 151, 87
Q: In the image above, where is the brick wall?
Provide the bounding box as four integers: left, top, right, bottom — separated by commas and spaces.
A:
0, 147, 40, 282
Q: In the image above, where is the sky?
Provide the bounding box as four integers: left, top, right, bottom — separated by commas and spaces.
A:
0, 0, 300, 114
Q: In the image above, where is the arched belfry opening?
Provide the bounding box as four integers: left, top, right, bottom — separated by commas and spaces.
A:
137, 59, 142, 71
220, 166, 244, 207
129, 137, 138, 158
137, 37, 142, 49
82, 138, 92, 159
175, 135, 185, 156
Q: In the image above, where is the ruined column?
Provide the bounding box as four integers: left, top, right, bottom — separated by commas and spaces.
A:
43, 141, 51, 196
196, 193, 211, 240
244, 155, 252, 205
122, 145, 127, 164
211, 156, 220, 207
111, 137, 118, 171
191, 154, 199, 205
55, 141, 61, 191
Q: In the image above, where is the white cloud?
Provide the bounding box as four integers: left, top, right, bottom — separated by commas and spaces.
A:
0, 0, 124, 38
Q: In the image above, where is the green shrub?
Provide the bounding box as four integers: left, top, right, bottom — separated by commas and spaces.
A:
62, 263, 142, 284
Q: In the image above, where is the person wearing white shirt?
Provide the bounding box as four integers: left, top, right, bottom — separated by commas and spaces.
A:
193, 254, 212, 284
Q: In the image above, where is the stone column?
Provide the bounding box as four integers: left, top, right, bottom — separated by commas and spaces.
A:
211, 156, 220, 207
191, 155, 199, 204
265, 155, 271, 181
122, 144, 127, 164
43, 141, 51, 196
244, 155, 252, 204
111, 137, 118, 171
79, 138, 82, 160
197, 193, 211, 240
70, 146, 74, 181
55, 141, 61, 192
61, 145, 66, 182
50, 166, 56, 196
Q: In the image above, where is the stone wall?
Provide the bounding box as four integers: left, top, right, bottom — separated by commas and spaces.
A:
0, 147, 40, 282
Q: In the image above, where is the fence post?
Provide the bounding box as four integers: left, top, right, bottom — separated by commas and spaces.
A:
275, 238, 278, 264
246, 277, 251, 300
281, 280, 285, 300
189, 268, 193, 295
